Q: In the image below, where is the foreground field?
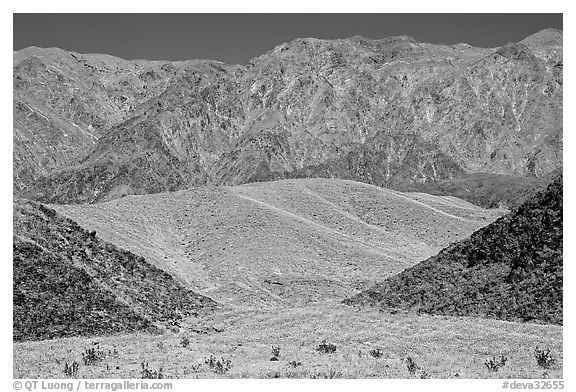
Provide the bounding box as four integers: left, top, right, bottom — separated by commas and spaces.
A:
14, 302, 562, 379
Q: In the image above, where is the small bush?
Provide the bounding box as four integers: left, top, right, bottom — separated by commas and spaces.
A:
179, 336, 191, 348
405, 357, 420, 375
272, 345, 281, 357
287, 361, 302, 368
534, 348, 556, 369
310, 368, 340, 379
420, 370, 431, 379
82, 345, 106, 366
369, 348, 384, 358
204, 355, 232, 374
484, 355, 508, 372
316, 340, 337, 354
140, 362, 164, 379
107, 346, 119, 358
63, 361, 79, 377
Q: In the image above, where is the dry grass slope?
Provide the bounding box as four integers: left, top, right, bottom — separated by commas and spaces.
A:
53, 178, 504, 308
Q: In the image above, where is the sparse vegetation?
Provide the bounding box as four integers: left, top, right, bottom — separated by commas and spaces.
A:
204, 355, 232, 374
420, 370, 431, 379
309, 368, 340, 379
82, 345, 106, 366
347, 175, 563, 325
484, 355, 508, 372
535, 347, 556, 369
369, 348, 384, 358
13, 303, 563, 379
179, 336, 191, 348
405, 356, 432, 378
13, 199, 216, 342
140, 362, 164, 379
405, 357, 420, 375
316, 340, 337, 354
63, 361, 79, 377
271, 345, 281, 358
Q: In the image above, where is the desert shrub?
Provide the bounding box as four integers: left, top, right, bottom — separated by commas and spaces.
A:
316, 340, 337, 354
287, 361, 302, 368
405, 357, 419, 375
82, 345, 106, 366
420, 370, 431, 379
204, 355, 232, 374
182, 364, 202, 376
107, 346, 119, 358
534, 348, 556, 369
179, 336, 190, 348
405, 357, 431, 378
484, 355, 508, 372
309, 368, 340, 379
140, 362, 164, 379
369, 348, 384, 358
271, 345, 281, 357
63, 361, 79, 377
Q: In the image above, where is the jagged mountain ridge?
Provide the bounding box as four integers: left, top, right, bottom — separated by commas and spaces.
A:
344, 174, 563, 324
15, 29, 562, 203
13, 46, 232, 193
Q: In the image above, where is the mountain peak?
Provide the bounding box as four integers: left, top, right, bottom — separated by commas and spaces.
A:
520, 28, 562, 47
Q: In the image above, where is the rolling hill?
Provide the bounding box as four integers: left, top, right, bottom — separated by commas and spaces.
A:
345, 175, 563, 324
16, 29, 562, 204
13, 199, 216, 341
52, 178, 505, 308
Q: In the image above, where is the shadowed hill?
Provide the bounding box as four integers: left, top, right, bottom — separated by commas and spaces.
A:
52, 178, 504, 308
13, 199, 216, 341
345, 175, 562, 324
391, 172, 551, 209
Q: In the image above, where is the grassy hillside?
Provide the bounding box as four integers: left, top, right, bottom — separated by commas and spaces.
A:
53, 178, 504, 308
345, 175, 562, 324
13, 199, 216, 341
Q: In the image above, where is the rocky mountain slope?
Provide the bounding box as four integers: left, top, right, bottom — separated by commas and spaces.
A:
394, 172, 552, 209
15, 29, 562, 204
52, 178, 505, 308
344, 175, 562, 324
13, 199, 216, 341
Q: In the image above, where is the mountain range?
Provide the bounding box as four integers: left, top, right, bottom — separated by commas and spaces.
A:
14, 28, 562, 204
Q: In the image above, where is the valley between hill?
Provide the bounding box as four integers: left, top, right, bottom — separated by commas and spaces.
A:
14, 178, 563, 379
53, 178, 505, 308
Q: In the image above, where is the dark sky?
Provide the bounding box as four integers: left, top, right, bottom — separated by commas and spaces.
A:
13, 14, 563, 64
